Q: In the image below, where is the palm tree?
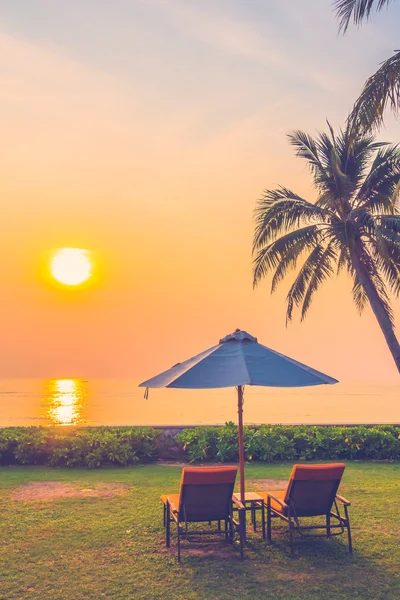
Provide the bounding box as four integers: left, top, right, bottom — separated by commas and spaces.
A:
334, 0, 400, 133
252, 125, 400, 372
335, 0, 394, 30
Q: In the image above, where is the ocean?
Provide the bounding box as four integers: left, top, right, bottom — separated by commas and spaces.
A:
0, 379, 398, 427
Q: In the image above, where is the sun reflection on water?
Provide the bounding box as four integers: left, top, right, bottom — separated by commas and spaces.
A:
45, 379, 87, 425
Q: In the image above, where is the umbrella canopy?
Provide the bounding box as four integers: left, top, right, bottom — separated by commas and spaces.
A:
139, 329, 338, 504
140, 329, 337, 390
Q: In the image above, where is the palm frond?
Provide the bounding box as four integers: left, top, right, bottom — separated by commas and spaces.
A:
312, 129, 358, 213
348, 50, 400, 134
359, 244, 395, 323
270, 240, 306, 293
377, 254, 400, 296
352, 275, 368, 312
270, 226, 329, 292
327, 140, 357, 210
337, 246, 351, 274
316, 190, 335, 210
315, 131, 335, 172
286, 244, 330, 322
378, 214, 400, 232
335, 0, 394, 33
356, 209, 380, 235
287, 130, 330, 189
390, 178, 400, 212
342, 133, 387, 187
291, 129, 347, 213
300, 243, 338, 320
252, 187, 331, 251
253, 225, 324, 287
368, 235, 400, 296
359, 214, 400, 243
357, 144, 400, 211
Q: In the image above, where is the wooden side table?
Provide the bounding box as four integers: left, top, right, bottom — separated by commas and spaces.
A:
233, 492, 265, 538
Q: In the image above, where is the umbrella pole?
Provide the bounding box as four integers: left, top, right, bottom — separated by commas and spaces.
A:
237, 385, 246, 542
237, 385, 245, 503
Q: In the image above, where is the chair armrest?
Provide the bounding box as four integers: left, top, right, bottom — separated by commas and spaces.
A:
232, 497, 245, 511
165, 496, 179, 514
231, 497, 246, 535
165, 499, 180, 524
336, 494, 351, 506
266, 493, 288, 511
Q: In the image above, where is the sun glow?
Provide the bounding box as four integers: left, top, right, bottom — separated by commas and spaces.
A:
46, 379, 87, 426
51, 248, 92, 286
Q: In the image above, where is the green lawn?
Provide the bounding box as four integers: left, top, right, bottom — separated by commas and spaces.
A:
1, 462, 400, 600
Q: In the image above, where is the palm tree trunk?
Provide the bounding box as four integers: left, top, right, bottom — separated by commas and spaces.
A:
350, 249, 400, 374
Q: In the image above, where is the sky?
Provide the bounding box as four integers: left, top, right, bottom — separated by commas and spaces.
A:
0, 0, 400, 381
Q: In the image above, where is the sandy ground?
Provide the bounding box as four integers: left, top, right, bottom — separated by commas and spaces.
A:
11, 481, 130, 502
10, 473, 287, 503
247, 479, 287, 490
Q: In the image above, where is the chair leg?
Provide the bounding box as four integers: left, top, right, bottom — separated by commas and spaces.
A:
238, 510, 245, 560
288, 509, 294, 556
326, 512, 331, 537
267, 497, 272, 543
239, 534, 244, 560
261, 500, 266, 540
229, 518, 234, 543
177, 521, 181, 562
345, 506, 353, 553
166, 502, 171, 548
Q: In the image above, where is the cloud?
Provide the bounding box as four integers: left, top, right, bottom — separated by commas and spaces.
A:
139, 0, 353, 93
0, 31, 126, 119
0, 31, 171, 191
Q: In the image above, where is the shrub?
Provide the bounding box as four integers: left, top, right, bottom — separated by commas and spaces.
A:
0, 426, 162, 468
0, 424, 399, 467
178, 426, 219, 462
177, 424, 400, 462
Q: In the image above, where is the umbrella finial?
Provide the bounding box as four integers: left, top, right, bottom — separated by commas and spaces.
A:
220, 330, 258, 344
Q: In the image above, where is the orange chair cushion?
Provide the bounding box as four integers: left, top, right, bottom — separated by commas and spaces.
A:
288, 463, 345, 484
181, 466, 237, 486
257, 490, 287, 513
161, 467, 237, 517
257, 464, 345, 517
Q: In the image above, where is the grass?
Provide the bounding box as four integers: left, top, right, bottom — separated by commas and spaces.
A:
1, 462, 400, 600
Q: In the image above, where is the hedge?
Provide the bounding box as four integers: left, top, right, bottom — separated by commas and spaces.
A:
0, 424, 399, 468
177, 423, 400, 462
0, 427, 162, 468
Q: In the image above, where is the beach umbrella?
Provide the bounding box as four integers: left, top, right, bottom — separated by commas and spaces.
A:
139, 329, 338, 504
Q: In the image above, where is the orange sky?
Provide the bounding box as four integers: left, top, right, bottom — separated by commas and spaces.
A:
0, 0, 399, 381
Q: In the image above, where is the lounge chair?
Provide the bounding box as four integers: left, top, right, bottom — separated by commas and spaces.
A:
257, 463, 352, 554
160, 466, 245, 561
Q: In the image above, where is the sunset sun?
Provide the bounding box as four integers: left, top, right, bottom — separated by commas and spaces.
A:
50, 248, 92, 286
